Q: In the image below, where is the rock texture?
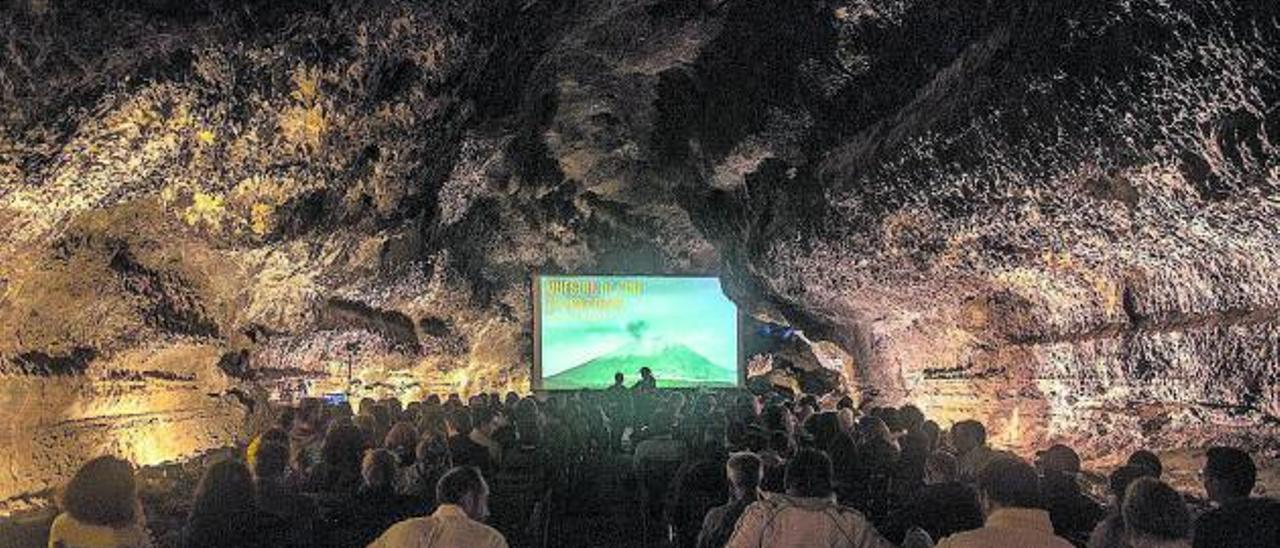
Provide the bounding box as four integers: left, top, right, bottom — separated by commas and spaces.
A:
1, 0, 1278, 504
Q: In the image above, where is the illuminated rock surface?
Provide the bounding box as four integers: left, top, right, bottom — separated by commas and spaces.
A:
1, 0, 1278, 505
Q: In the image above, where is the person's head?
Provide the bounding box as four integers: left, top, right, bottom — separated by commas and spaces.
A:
614, 372, 625, 385
952, 420, 987, 454
322, 423, 366, 468
784, 448, 834, 498
59, 456, 138, 527
504, 391, 520, 407
926, 450, 959, 485
639, 367, 653, 379
726, 452, 763, 498
190, 459, 256, 523
252, 441, 291, 483
385, 422, 418, 455
1123, 478, 1190, 544
762, 404, 793, 434
1202, 446, 1256, 503
1036, 444, 1082, 476
899, 404, 925, 432
446, 407, 474, 436
1108, 465, 1155, 504
1126, 450, 1163, 478
436, 466, 490, 521
362, 449, 398, 491
836, 408, 857, 435
353, 413, 379, 447
416, 436, 451, 468
919, 420, 941, 453
836, 396, 854, 410
976, 457, 1041, 513
472, 406, 503, 434
855, 415, 893, 446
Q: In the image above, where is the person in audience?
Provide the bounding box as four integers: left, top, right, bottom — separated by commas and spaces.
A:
725, 448, 895, 548
184, 459, 282, 547
1036, 443, 1104, 543
251, 441, 317, 544
1192, 446, 1280, 548
633, 366, 657, 392
1122, 478, 1191, 548
1087, 464, 1155, 548
884, 451, 984, 544
306, 423, 366, 495
634, 412, 689, 466
355, 413, 381, 448
952, 420, 1003, 483
447, 407, 495, 475
397, 435, 453, 506
368, 466, 508, 548
1126, 450, 1163, 478
469, 406, 507, 466
385, 422, 419, 467
935, 457, 1073, 548
666, 460, 728, 548
697, 452, 763, 548
289, 398, 327, 473
48, 456, 153, 548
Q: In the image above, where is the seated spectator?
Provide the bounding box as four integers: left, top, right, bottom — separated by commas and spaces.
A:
305, 423, 365, 495
289, 398, 327, 473
397, 435, 453, 505
1122, 478, 1191, 548
665, 460, 728, 548
697, 452, 763, 548
488, 417, 553, 544
1087, 465, 1154, 548
760, 431, 791, 493
252, 441, 318, 544
884, 451, 983, 544
1126, 450, 1163, 478
470, 406, 507, 466
1036, 444, 1104, 543
952, 420, 1007, 483
447, 408, 495, 476
725, 448, 894, 548
358, 449, 418, 519
1192, 446, 1280, 548
385, 422, 419, 467
369, 466, 508, 548
48, 456, 154, 548
935, 457, 1073, 548
184, 459, 285, 548
634, 412, 689, 466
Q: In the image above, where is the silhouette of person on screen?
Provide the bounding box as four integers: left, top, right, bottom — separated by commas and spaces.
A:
633, 367, 657, 392
608, 372, 627, 393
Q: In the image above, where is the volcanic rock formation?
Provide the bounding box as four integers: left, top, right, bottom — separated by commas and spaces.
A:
2, 0, 1278, 506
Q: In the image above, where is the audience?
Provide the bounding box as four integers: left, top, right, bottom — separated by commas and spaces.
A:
935, 457, 1074, 548
48, 456, 153, 548
1192, 446, 1280, 548
39, 387, 1280, 548
368, 466, 509, 548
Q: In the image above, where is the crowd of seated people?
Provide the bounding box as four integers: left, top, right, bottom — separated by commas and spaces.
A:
42, 370, 1280, 548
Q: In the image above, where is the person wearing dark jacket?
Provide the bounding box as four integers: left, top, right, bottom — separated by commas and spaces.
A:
1192, 446, 1280, 548
697, 452, 763, 548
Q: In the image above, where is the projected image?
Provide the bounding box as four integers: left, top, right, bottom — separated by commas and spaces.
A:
538, 276, 739, 390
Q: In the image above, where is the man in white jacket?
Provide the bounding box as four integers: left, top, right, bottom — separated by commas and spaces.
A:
725, 448, 896, 548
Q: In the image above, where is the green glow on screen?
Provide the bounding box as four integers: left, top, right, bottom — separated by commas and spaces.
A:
538, 275, 739, 390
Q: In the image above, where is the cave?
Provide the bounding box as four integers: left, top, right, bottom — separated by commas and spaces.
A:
1, 0, 1278, 538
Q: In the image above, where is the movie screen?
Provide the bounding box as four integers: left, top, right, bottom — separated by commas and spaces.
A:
536, 275, 740, 390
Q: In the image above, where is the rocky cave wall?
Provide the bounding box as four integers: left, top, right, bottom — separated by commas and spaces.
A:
1, 0, 1278, 505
